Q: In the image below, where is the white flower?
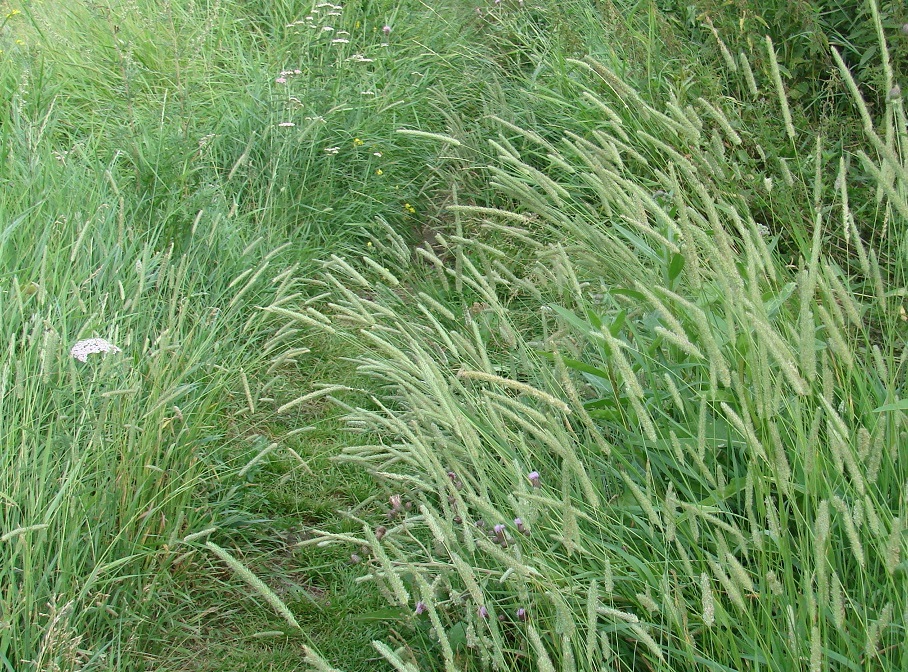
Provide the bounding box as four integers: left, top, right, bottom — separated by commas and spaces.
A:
278, 122, 296, 127
324, 146, 340, 154
70, 338, 121, 362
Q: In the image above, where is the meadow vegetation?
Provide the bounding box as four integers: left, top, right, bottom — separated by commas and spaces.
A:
1, 0, 905, 670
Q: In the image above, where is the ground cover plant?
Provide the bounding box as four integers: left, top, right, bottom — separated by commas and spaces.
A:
0, 0, 554, 668
1, 0, 906, 670
296, 3, 908, 670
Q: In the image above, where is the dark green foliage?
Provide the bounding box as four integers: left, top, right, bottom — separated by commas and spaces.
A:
664, 0, 907, 114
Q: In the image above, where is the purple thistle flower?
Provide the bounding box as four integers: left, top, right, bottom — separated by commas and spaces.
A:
382, 24, 391, 35
527, 471, 540, 487
415, 601, 427, 615
516, 607, 527, 621
478, 605, 489, 619
514, 517, 528, 535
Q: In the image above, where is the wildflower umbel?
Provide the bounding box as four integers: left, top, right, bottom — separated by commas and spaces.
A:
70, 338, 121, 362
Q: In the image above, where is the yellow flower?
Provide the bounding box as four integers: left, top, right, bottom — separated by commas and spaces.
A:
353, 137, 364, 147
404, 203, 416, 214
375, 169, 383, 175
6, 9, 21, 18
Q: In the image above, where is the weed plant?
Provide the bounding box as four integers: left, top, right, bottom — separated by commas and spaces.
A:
303, 3, 907, 670
3, 0, 907, 668
0, 0, 566, 667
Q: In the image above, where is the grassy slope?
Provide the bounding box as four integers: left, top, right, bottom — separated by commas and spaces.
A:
0, 0, 558, 669
2, 0, 905, 670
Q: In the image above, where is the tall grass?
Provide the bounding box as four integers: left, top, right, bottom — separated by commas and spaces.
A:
4, 0, 906, 668
301, 4, 907, 669
0, 1, 322, 667
0, 0, 565, 667
0, 95, 312, 666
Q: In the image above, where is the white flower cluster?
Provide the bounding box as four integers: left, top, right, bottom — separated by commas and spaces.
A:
70, 338, 121, 362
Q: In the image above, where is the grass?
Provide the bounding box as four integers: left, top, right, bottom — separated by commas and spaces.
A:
1, 0, 906, 670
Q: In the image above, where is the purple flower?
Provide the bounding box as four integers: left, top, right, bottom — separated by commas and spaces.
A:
516, 607, 527, 621
415, 601, 427, 615
514, 517, 528, 535
382, 25, 391, 35
527, 471, 540, 488
275, 77, 287, 84
478, 605, 489, 619
447, 470, 463, 490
